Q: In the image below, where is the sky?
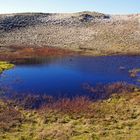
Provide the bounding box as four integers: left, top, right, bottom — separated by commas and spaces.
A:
0, 0, 139, 14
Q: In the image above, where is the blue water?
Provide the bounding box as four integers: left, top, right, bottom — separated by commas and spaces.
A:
1, 55, 140, 98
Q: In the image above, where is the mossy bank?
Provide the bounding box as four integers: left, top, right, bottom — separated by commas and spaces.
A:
0, 61, 14, 73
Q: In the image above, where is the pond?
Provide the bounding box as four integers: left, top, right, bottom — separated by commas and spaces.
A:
1, 55, 140, 99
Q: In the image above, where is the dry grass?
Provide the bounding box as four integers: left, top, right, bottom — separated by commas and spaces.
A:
40, 97, 93, 117
0, 46, 76, 61
83, 82, 138, 99
1, 91, 140, 140
0, 100, 23, 132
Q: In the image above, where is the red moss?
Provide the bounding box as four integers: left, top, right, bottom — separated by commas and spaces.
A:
83, 82, 137, 99
40, 96, 93, 116
0, 45, 76, 61
0, 100, 23, 131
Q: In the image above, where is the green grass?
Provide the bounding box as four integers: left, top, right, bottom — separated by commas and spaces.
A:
0, 61, 14, 73
0, 91, 140, 140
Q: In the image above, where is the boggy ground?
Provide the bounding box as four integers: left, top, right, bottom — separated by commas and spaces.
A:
0, 83, 140, 140
0, 12, 139, 56
1, 45, 140, 64
0, 46, 78, 62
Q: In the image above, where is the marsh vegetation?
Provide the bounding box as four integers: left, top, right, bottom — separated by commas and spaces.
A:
0, 89, 140, 140
1, 55, 140, 139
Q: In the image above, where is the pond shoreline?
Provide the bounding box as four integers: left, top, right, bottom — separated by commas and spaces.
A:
1, 46, 140, 62
0, 90, 140, 139
1, 47, 140, 139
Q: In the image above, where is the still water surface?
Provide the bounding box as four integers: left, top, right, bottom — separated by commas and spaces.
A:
1, 55, 140, 98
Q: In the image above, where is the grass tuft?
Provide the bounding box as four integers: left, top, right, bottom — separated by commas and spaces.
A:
0, 61, 14, 73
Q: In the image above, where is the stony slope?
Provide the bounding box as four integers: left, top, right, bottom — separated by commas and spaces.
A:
0, 12, 140, 55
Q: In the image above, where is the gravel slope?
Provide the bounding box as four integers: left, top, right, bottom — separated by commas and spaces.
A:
0, 12, 140, 55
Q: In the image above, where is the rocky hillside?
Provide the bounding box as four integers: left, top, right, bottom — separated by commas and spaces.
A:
0, 12, 140, 55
